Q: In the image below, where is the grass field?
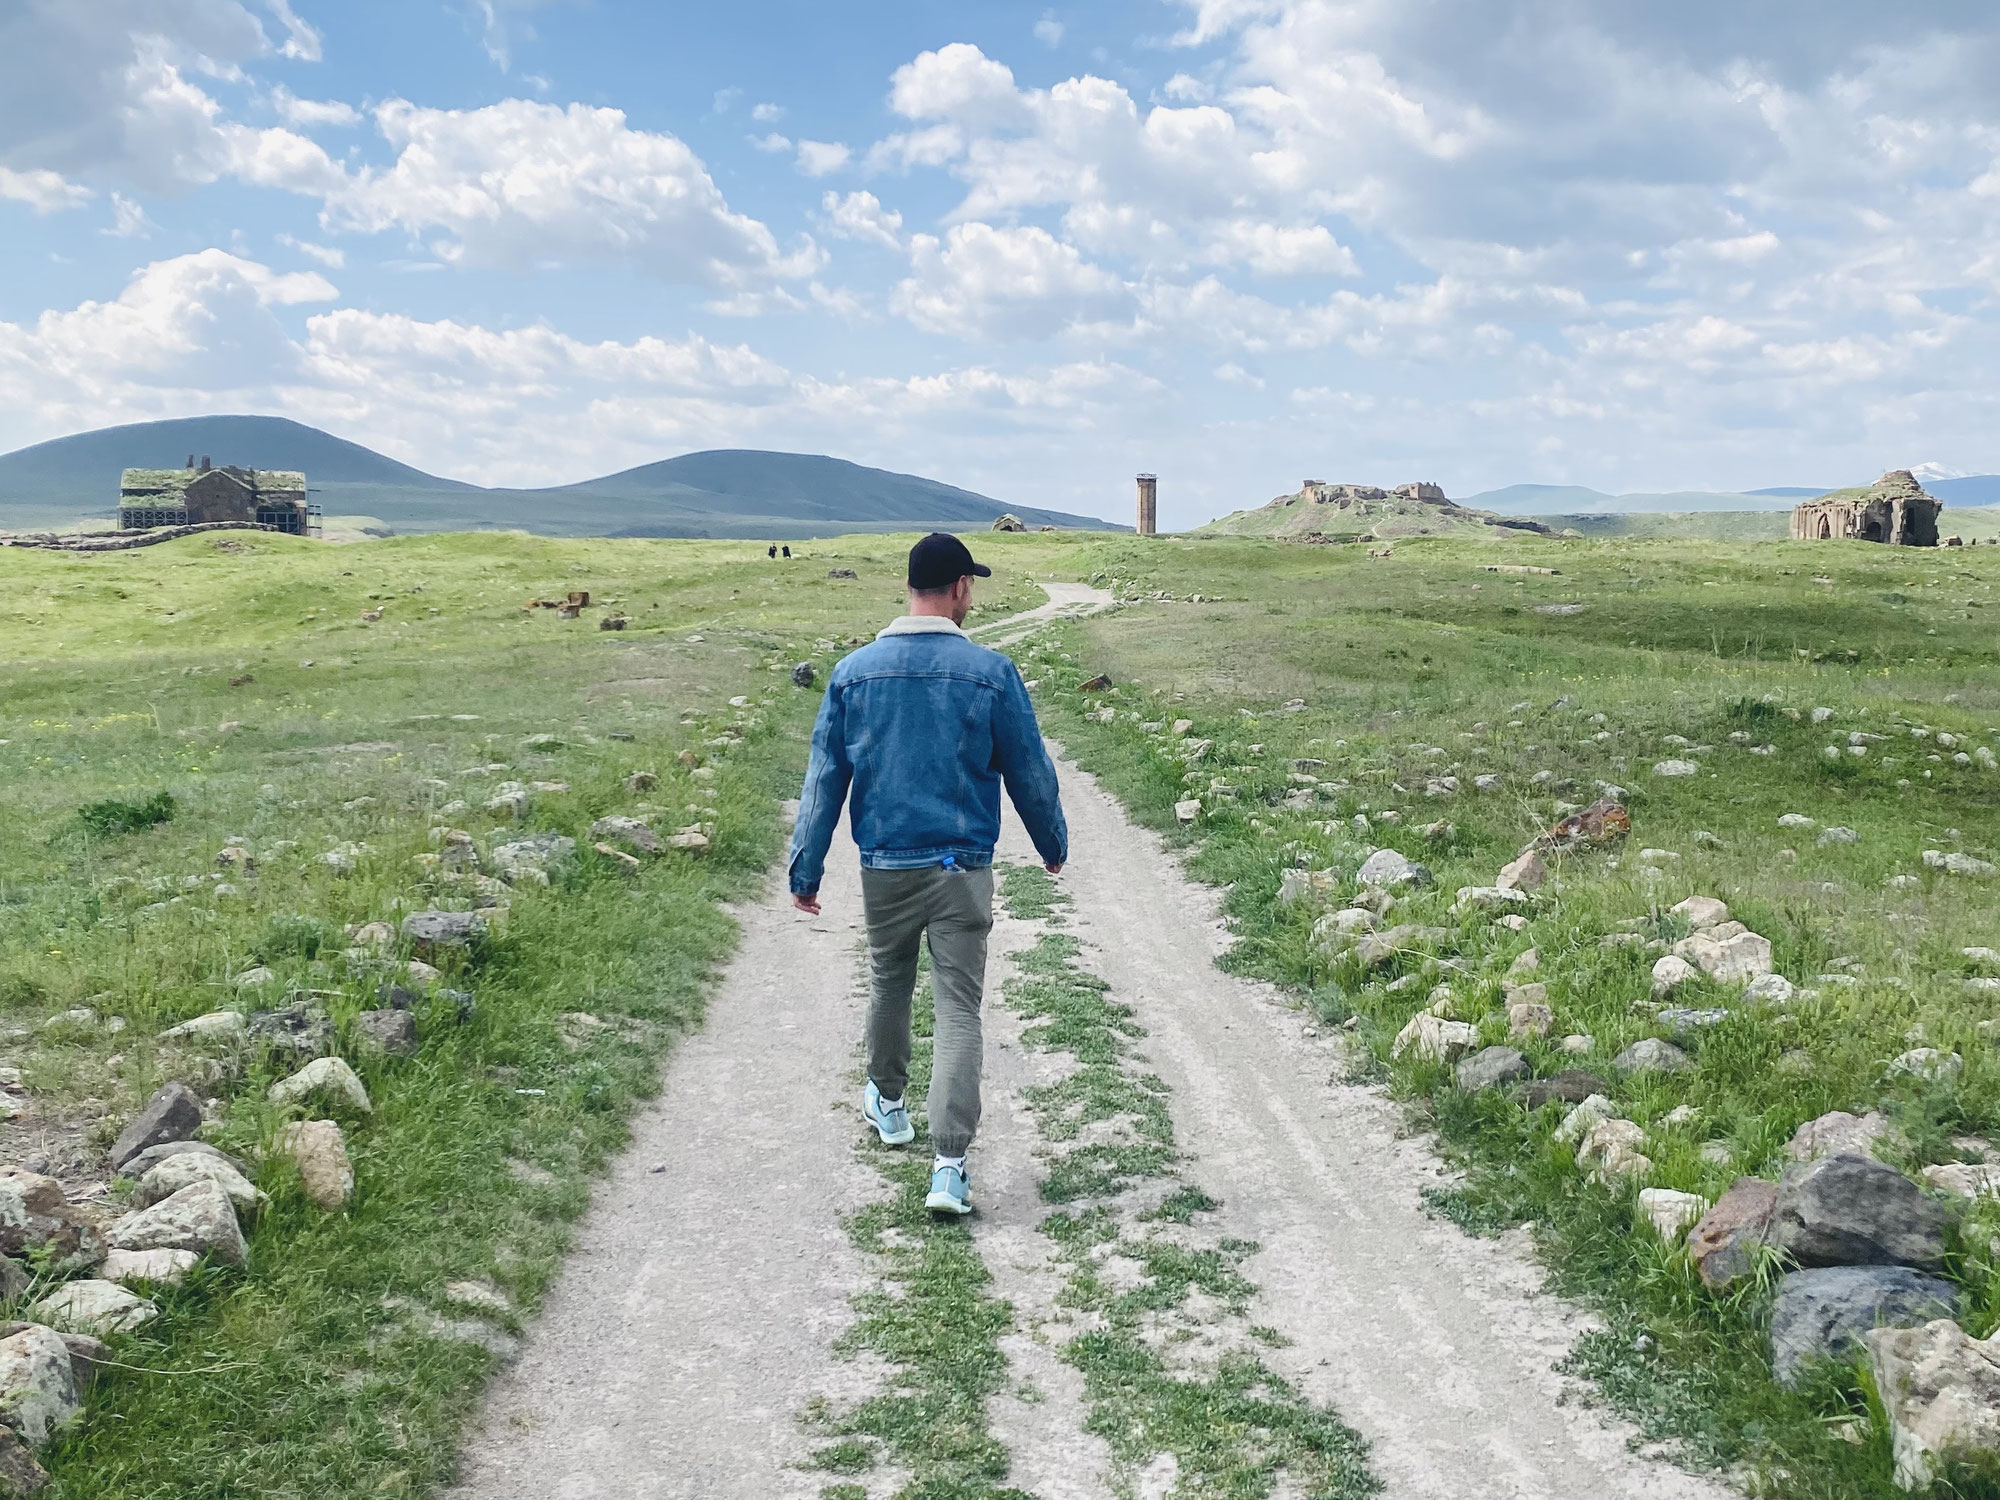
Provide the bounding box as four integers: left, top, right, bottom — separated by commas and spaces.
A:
7, 523, 2000, 1497
1024, 531, 2000, 1497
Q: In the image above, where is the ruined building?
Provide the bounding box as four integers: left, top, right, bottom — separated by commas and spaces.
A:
1790, 470, 1940, 546
118, 457, 315, 535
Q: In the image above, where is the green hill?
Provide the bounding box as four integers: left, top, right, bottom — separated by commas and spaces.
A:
1197, 480, 1551, 541
0, 416, 1118, 538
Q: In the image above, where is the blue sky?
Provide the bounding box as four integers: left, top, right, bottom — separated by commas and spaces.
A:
3, 0, 1998, 527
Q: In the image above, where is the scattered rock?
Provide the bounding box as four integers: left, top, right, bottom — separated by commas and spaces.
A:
0, 1171, 104, 1275
1671, 896, 1729, 928
28, 1280, 156, 1336
1657, 1007, 1730, 1034
1453, 886, 1529, 913
1778, 813, 1816, 829
0, 1324, 79, 1447
401, 909, 486, 952
1525, 1075, 1610, 1115
491, 834, 574, 884
1277, 868, 1340, 906
247, 1003, 334, 1055
1614, 1038, 1691, 1075
1313, 908, 1378, 943
1771, 1266, 1958, 1386
1390, 1014, 1478, 1063
1552, 1094, 1616, 1144
1351, 924, 1445, 967
117, 1141, 245, 1181
589, 816, 665, 856
1673, 929, 1773, 985
1507, 1002, 1554, 1041
1455, 1046, 1529, 1091
1653, 759, 1699, 778
1818, 826, 1859, 846
1357, 849, 1432, 889
826, 567, 857, 580
1743, 973, 1796, 1006
1174, 799, 1201, 824
667, 829, 710, 851
1536, 798, 1630, 852
354, 1010, 418, 1059
278, 1120, 353, 1211
1889, 1048, 1963, 1084
790, 662, 817, 688
1578, 1118, 1652, 1184
133, 1154, 264, 1214
1924, 849, 1997, 878
1921, 1163, 2000, 1199
1559, 1034, 1593, 1054
1773, 1153, 1945, 1271
1650, 955, 1698, 998
1639, 1187, 1707, 1241
268, 1057, 372, 1114
99, 1248, 199, 1287
0, 1261, 24, 1304
1688, 1177, 1778, 1289
1787, 1110, 1891, 1162
107, 1178, 247, 1268
1867, 1318, 2000, 1489
158, 1011, 247, 1043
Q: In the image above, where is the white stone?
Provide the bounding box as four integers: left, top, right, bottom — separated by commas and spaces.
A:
1818, 826, 1859, 846
1652, 759, 1699, 777
268, 1056, 372, 1113
1554, 1094, 1616, 1145
1744, 973, 1797, 1006
107, 1179, 248, 1268
1495, 913, 1529, 932
1674, 930, 1774, 985
1578, 1118, 1652, 1184
1921, 1164, 2000, 1199
1638, 1187, 1707, 1241
1651, 954, 1698, 998
1924, 850, 1998, 878
0, 1324, 80, 1446
134, 1153, 266, 1214
279, 1120, 354, 1210
1889, 1048, 1963, 1083
100, 1247, 200, 1286
232, 966, 276, 988
1453, 886, 1529, 913
1174, 799, 1201, 824
1868, 1320, 2000, 1490
1778, 813, 1816, 829
1390, 1014, 1478, 1063
1811, 707, 1834, 723
1495, 850, 1546, 893
31, 1278, 158, 1335
159, 1010, 247, 1042
1671, 896, 1729, 929
1559, 1033, 1594, 1054
1357, 848, 1428, 888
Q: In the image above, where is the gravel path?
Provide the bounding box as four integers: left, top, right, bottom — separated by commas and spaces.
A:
446, 589, 1731, 1500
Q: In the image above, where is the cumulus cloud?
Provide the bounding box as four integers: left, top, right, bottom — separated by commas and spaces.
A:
270, 87, 360, 129
0, 168, 92, 213
795, 140, 852, 176
322, 100, 822, 288
820, 190, 904, 249
894, 223, 1135, 339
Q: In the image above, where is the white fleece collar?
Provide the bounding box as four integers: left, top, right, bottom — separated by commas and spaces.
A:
877, 615, 966, 638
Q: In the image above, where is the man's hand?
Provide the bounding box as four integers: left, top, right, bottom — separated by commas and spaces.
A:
1044, 862, 1064, 876
793, 892, 822, 915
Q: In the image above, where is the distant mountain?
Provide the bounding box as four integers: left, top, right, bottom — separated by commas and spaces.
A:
0, 415, 1118, 537
1744, 486, 1830, 498
1461, 483, 1618, 512
1932, 475, 2000, 507
1471, 475, 2000, 515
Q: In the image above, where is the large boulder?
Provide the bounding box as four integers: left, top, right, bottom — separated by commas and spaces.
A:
1687, 1177, 1777, 1290
0, 1171, 104, 1274
0, 1324, 80, 1446
1868, 1319, 2000, 1489
1455, 1046, 1529, 1091
106, 1179, 248, 1269
1673, 930, 1773, 986
1771, 1266, 1958, 1386
1772, 1153, 1945, 1270
106, 1081, 203, 1171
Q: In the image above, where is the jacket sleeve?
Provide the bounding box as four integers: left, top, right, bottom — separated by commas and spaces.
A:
787, 679, 851, 895
992, 662, 1068, 867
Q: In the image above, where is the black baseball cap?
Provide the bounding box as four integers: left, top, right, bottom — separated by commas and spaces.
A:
907, 532, 992, 590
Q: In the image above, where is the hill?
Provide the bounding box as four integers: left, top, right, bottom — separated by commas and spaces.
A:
0, 415, 1117, 537
1196, 480, 1551, 541
1472, 476, 2000, 515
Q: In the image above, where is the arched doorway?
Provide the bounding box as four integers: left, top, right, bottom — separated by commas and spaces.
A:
1817, 516, 1831, 539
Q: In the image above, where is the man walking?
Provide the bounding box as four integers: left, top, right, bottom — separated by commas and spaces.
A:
789, 533, 1068, 1216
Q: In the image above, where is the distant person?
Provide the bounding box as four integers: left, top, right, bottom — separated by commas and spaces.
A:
768, 545, 777, 559
789, 533, 1068, 1216
782, 545, 792, 558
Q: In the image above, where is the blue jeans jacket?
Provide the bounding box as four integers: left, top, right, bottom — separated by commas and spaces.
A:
788, 617, 1068, 895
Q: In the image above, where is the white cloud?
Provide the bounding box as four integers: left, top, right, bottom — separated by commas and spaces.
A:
277, 233, 345, 267
261, 0, 323, 61
751, 132, 793, 153
106, 193, 151, 237
752, 102, 786, 123
0, 169, 92, 214
795, 140, 852, 176
894, 223, 1134, 339
323, 100, 822, 289
270, 87, 360, 129
889, 44, 1031, 129
820, 190, 904, 249
1034, 14, 1065, 47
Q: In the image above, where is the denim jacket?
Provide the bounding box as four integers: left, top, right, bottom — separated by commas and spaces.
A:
788, 616, 1068, 895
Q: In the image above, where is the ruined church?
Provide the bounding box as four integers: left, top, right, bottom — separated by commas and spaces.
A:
1790, 470, 1940, 546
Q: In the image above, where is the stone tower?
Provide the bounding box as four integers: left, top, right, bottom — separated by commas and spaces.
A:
1136, 473, 1157, 535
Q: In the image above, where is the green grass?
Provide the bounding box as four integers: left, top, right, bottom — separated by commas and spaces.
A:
1005, 530, 2000, 1497
0, 526, 1067, 1496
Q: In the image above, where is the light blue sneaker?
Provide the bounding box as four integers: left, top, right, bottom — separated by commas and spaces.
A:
925, 1160, 972, 1217
863, 1081, 915, 1146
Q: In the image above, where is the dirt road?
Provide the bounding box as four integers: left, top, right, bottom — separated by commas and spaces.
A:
447, 615, 1727, 1498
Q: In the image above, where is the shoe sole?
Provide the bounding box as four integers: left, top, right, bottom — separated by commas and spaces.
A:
925, 1191, 972, 1216
864, 1120, 916, 1152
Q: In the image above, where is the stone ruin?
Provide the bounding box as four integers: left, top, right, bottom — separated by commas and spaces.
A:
1790, 470, 1941, 547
